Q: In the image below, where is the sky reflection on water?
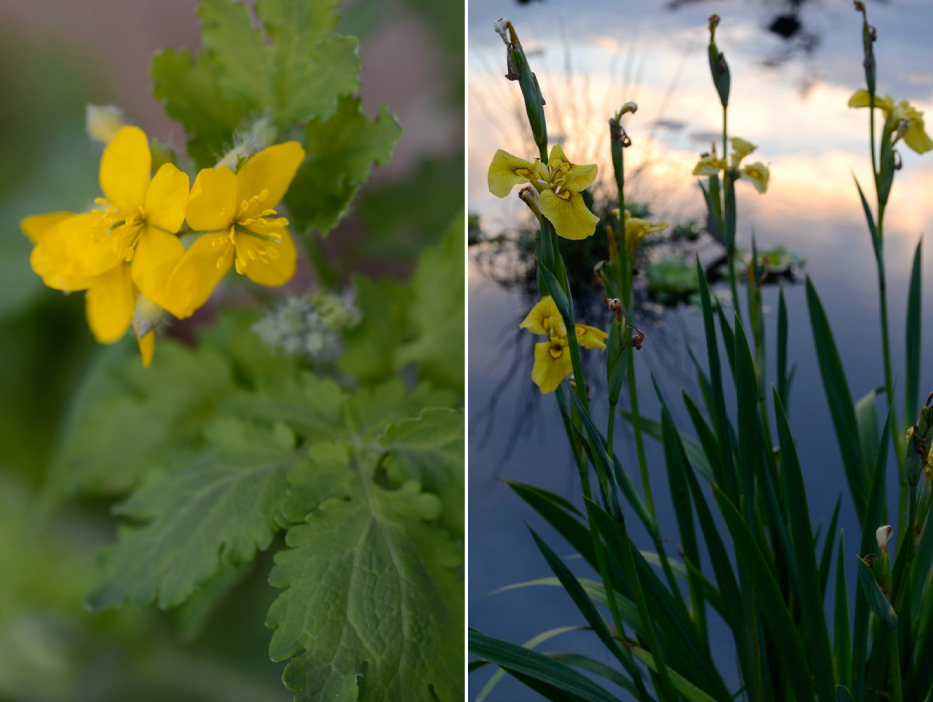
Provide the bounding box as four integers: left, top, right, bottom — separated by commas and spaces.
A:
468, 1, 933, 699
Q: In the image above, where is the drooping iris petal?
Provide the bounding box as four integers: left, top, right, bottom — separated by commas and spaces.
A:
234, 223, 297, 287
20, 211, 74, 244
731, 137, 757, 162
85, 264, 135, 343
532, 340, 573, 393
144, 163, 189, 232
99, 126, 151, 211
35, 212, 122, 278
186, 167, 238, 231
519, 295, 565, 337
575, 324, 608, 351
739, 162, 770, 194
487, 149, 537, 198
539, 189, 599, 240
847, 89, 893, 114
164, 233, 234, 319
236, 142, 306, 217
131, 227, 186, 311
904, 121, 933, 154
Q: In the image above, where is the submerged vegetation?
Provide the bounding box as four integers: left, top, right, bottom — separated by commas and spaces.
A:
469, 6, 931, 701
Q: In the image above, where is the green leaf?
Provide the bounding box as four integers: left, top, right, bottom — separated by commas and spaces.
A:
853, 176, 882, 271
267, 442, 463, 702
712, 485, 815, 700
468, 629, 619, 702
806, 276, 867, 522
856, 557, 898, 628
819, 494, 842, 598
256, 0, 360, 124
150, 47, 246, 166
51, 340, 237, 495
477, 626, 586, 702
381, 408, 464, 540
630, 646, 718, 702
905, 237, 923, 427
619, 409, 715, 484
834, 531, 851, 687
87, 419, 300, 610
287, 96, 401, 236
339, 276, 412, 383
397, 214, 466, 392
777, 286, 790, 406
835, 686, 856, 702
773, 390, 835, 700
855, 387, 881, 480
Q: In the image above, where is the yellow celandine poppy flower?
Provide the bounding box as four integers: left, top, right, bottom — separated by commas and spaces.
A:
488, 143, 599, 240
611, 209, 669, 256
848, 89, 933, 154
22, 211, 157, 366
162, 142, 305, 319
519, 296, 606, 393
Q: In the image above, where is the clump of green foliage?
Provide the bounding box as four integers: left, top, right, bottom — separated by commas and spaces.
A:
470, 9, 931, 701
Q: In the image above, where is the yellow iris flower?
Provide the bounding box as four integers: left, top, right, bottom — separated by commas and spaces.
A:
519, 296, 606, 393
848, 89, 933, 154
23, 211, 156, 366
693, 138, 769, 193
738, 162, 770, 194
163, 142, 305, 319
488, 143, 599, 240
611, 209, 669, 256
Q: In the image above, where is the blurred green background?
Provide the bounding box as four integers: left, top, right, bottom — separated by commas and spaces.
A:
0, 1, 462, 699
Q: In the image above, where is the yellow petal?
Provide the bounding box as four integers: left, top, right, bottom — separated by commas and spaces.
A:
575, 324, 607, 351
561, 163, 598, 192
34, 212, 122, 278
186, 167, 238, 231
164, 233, 234, 319
20, 211, 74, 244
905, 121, 933, 154
532, 340, 573, 393
130, 227, 186, 311
539, 189, 599, 240
85, 264, 134, 343
847, 89, 893, 115
100, 125, 151, 211
236, 142, 306, 217
234, 223, 297, 287
144, 163, 189, 233
519, 296, 565, 337
30, 245, 94, 291
134, 323, 155, 368
488, 149, 536, 198
548, 143, 567, 166
739, 162, 770, 194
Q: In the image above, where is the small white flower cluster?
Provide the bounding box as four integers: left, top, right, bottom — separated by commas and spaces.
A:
252, 291, 361, 364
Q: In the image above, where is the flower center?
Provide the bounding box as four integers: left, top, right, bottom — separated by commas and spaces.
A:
93, 199, 146, 261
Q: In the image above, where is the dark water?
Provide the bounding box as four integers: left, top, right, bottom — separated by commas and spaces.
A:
468, 1, 933, 698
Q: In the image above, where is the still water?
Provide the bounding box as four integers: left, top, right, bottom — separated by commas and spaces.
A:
468, 0, 933, 699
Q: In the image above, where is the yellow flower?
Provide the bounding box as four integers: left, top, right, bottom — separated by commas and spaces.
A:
23, 211, 157, 367
520, 295, 605, 392
532, 337, 573, 393
163, 142, 305, 319
692, 146, 728, 176
519, 294, 566, 338
848, 89, 933, 155
730, 137, 757, 166
739, 162, 770, 194
488, 143, 599, 240
619, 209, 668, 256
891, 100, 933, 154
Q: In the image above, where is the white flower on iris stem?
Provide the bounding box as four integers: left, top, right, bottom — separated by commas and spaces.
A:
876, 524, 893, 554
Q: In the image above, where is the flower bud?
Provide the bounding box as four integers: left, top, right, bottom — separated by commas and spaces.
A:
519, 186, 541, 218
86, 104, 125, 144
875, 524, 893, 555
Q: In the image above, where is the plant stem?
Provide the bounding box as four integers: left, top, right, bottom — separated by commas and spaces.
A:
627, 351, 655, 518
